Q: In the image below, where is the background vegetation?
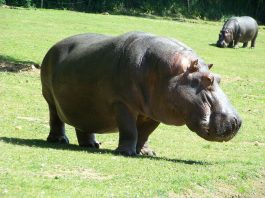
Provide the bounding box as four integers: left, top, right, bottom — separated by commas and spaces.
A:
0, 7, 265, 197
1, 0, 265, 24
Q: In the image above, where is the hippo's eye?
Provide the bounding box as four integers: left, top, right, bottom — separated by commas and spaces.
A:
191, 78, 199, 88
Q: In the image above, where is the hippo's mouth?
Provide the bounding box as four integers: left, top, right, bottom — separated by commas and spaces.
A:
216, 40, 228, 48
195, 125, 237, 142
193, 116, 241, 142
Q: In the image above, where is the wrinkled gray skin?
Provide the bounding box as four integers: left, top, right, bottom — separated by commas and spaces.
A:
41, 32, 242, 156
216, 16, 258, 48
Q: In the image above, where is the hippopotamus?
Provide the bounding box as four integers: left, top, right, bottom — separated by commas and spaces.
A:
216, 16, 258, 48
41, 32, 242, 156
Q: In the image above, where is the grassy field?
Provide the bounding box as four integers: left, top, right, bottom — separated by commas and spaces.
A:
0, 7, 265, 197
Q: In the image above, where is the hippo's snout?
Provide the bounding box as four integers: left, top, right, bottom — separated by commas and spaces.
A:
207, 112, 242, 142
216, 40, 227, 48
187, 111, 242, 142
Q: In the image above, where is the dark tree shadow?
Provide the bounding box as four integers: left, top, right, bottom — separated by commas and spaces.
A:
111, 12, 188, 23
0, 54, 40, 72
0, 137, 211, 165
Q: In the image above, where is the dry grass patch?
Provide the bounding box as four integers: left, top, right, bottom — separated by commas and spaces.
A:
246, 170, 265, 198
34, 165, 112, 180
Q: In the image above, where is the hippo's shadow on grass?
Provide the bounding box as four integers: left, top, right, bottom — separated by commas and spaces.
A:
208, 43, 250, 49
209, 43, 218, 47
0, 137, 211, 165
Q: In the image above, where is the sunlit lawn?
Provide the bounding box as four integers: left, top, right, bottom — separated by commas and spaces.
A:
0, 7, 264, 197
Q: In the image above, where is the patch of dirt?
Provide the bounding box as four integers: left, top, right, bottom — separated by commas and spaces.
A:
35, 165, 112, 180
214, 183, 241, 198
241, 141, 265, 147
168, 184, 240, 198
17, 116, 47, 123
0, 61, 40, 72
170, 170, 265, 198
222, 76, 243, 84
222, 76, 265, 84
0, 167, 9, 174
245, 170, 265, 198
169, 190, 203, 198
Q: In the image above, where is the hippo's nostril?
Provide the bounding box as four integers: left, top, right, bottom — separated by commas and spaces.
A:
234, 117, 238, 125
232, 119, 236, 131
237, 118, 242, 131
232, 117, 242, 132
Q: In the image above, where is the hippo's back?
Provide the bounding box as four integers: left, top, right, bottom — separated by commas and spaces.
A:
41, 33, 112, 84
237, 16, 258, 42
237, 16, 258, 29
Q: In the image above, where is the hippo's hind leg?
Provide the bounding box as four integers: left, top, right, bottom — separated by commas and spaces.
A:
251, 31, 258, 48
243, 42, 248, 48
75, 129, 100, 148
46, 104, 69, 144
136, 115, 160, 156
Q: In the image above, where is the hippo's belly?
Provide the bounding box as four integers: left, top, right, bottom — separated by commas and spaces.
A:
238, 28, 256, 42
53, 88, 118, 133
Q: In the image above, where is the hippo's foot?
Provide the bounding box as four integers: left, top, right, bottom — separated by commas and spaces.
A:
47, 134, 69, 144
75, 131, 100, 148
138, 147, 156, 156
115, 146, 137, 156
136, 141, 156, 156
79, 140, 101, 149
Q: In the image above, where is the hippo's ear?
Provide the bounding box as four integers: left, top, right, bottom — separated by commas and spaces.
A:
201, 73, 214, 88
188, 59, 199, 73
208, 64, 213, 70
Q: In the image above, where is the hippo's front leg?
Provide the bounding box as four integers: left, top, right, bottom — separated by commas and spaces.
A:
75, 129, 100, 148
228, 42, 234, 48
233, 39, 239, 49
114, 102, 138, 156
136, 116, 160, 156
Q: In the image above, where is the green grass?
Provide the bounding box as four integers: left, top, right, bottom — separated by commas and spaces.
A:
0, 7, 265, 197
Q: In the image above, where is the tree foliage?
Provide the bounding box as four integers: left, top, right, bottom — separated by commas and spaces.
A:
2, 0, 265, 24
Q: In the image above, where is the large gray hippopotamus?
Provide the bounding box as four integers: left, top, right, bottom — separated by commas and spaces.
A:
216, 16, 258, 48
41, 32, 242, 156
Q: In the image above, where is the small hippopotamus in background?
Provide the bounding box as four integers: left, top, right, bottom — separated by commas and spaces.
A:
216, 16, 258, 48
41, 32, 242, 156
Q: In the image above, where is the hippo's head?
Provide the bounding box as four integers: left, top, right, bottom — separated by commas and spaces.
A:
216, 29, 233, 48
168, 60, 242, 142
